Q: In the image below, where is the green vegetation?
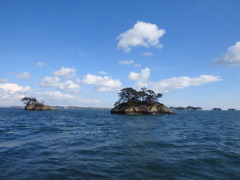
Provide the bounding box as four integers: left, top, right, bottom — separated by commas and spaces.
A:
114, 87, 162, 107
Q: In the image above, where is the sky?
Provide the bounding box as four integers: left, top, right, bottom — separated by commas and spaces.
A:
0, 0, 240, 109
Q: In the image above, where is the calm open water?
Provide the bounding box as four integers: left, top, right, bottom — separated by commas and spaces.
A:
0, 109, 240, 179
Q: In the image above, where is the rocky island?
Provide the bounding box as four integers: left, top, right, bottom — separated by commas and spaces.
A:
212, 108, 222, 111
21, 97, 56, 111
170, 106, 203, 111
111, 87, 174, 114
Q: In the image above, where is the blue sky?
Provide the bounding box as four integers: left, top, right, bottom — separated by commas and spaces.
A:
0, 0, 240, 109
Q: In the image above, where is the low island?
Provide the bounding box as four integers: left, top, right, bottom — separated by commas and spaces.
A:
111, 87, 174, 115
21, 97, 56, 111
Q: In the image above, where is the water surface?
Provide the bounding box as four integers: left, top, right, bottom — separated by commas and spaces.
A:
0, 109, 240, 179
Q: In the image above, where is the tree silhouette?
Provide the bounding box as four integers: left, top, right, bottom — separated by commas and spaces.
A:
114, 87, 162, 106
21, 97, 38, 105
114, 88, 138, 106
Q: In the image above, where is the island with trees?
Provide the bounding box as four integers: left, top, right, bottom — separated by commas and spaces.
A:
170, 106, 203, 111
21, 97, 56, 111
111, 87, 175, 114
212, 108, 222, 111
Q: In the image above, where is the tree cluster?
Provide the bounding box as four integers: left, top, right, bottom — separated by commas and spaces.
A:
21, 97, 39, 105
114, 87, 162, 107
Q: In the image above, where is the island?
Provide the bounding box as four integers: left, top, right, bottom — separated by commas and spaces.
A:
21, 97, 56, 111
212, 108, 222, 111
111, 87, 174, 114
170, 106, 203, 111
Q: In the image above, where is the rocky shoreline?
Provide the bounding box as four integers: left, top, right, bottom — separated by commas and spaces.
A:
111, 102, 175, 115
25, 103, 56, 111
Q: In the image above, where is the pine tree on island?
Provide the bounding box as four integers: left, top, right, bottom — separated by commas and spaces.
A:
114, 87, 162, 107
21, 97, 55, 111
111, 87, 174, 114
21, 97, 39, 105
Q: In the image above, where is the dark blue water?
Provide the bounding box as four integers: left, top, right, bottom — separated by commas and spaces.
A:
0, 109, 240, 179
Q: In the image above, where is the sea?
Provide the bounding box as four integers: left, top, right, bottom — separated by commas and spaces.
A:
0, 108, 240, 179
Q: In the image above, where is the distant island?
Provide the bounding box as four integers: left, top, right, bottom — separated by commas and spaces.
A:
9, 105, 110, 110
212, 108, 222, 111
170, 106, 203, 111
111, 87, 174, 114
228, 108, 236, 111
21, 97, 56, 111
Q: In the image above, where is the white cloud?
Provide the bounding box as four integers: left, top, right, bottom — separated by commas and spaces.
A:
0, 81, 99, 107
151, 75, 222, 93
128, 67, 150, 81
98, 71, 108, 75
143, 52, 153, 56
53, 67, 76, 79
0, 83, 31, 93
41, 76, 60, 87
16, 72, 31, 79
0, 83, 31, 106
41, 76, 80, 93
214, 41, 240, 66
37, 62, 47, 67
128, 68, 221, 93
83, 74, 122, 91
35, 91, 100, 106
117, 21, 166, 52
118, 60, 134, 65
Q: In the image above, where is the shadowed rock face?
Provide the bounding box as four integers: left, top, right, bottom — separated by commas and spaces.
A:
25, 103, 56, 111
111, 102, 175, 114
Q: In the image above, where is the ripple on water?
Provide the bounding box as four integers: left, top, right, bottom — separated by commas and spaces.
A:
0, 109, 240, 179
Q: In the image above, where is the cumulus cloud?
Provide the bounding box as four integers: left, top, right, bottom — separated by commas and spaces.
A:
0, 83, 30, 93
214, 41, 240, 66
0, 81, 99, 107
35, 91, 100, 106
151, 75, 222, 93
83, 74, 122, 91
0, 83, 31, 106
37, 62, 47, 67
16, 72, 31, 79
128, 67, 150, 81
117, 21, 165, 52
118, 60, 134, 65
128, 68, 221, 93
53, 67, 76, 79
41, 76, 80, 93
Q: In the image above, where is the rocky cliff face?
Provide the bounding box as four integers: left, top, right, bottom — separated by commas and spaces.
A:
111, 102, 174, 114
25, 103, 56, 111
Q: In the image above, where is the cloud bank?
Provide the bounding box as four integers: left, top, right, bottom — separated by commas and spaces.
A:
151, 75, 222, 93
0, 83, 31, 106
128, 68, 221, 93
35, 91, 100, 106
53, 67, 76, 79
128, 67, 150, 81
214, 41, 240, 66
117, 21, 165, 52
41, 76, 80, 93
82, 74, 122, 92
